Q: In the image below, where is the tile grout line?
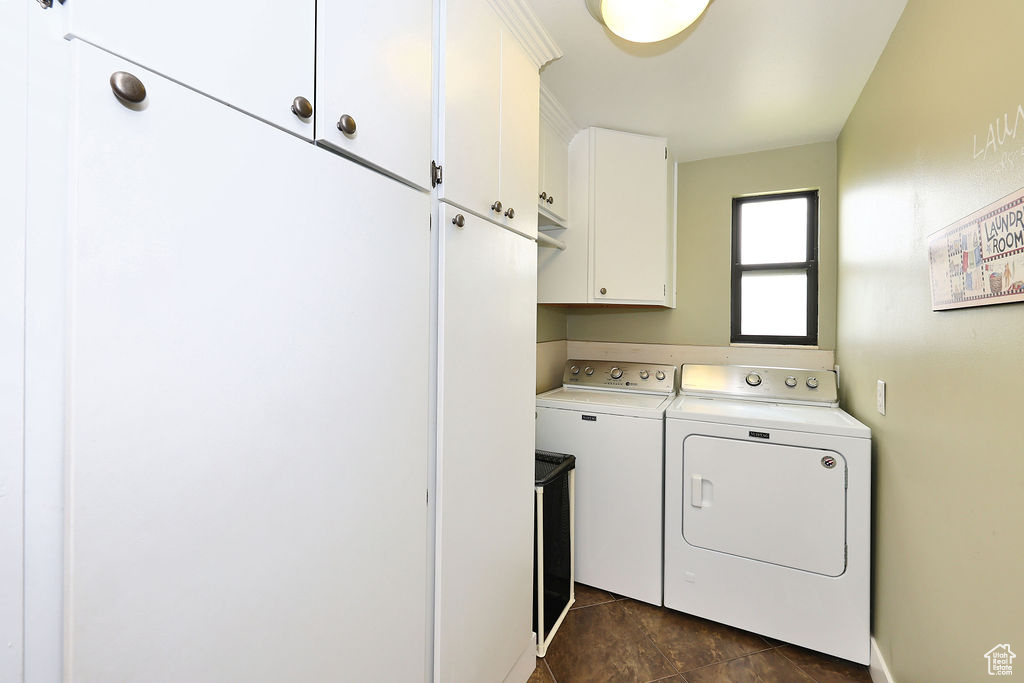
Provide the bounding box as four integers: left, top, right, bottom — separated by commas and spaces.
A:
542, 656, 557, 683
615, 600, 683, 681
675, 645, 782, 676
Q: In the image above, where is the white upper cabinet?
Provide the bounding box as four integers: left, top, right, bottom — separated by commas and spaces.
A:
592, 128, 671, 303
496, 28, 540, 237
538, 127, 676, 307
439, 0, 502, 219
67, 0, 315, 138
439, 0, 553, 239
316, 0, 432, 189
538, 118, 569, 224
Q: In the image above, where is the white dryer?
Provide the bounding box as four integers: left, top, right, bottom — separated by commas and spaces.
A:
664, 364, 871, 664
536, 360, 677, 605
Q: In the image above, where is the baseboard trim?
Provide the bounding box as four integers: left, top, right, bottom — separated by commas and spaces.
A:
870, 637, 895, 683
503, 634, 538, 683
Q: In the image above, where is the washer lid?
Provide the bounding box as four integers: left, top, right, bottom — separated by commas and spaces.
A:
536, 387, 674, 419
666, 395, 870, 439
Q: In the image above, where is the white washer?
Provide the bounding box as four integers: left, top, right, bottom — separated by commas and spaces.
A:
664, 364, 871, 664
536, 359, 677, 605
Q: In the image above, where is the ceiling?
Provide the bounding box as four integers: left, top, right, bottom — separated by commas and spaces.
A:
532, 0, 907, 162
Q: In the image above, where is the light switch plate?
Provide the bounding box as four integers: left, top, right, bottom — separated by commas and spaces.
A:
877, 380, 886, 415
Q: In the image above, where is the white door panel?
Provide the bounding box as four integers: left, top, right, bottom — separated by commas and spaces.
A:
681, 436, 847, 577
540, 121, 569, 222
497, 29, 539, 238
439, 0, 502, 218
592, 128, 668, 303
68, 45, 428, 682
68, 0, 314, 138
316, 0, 432, 188
535, 408, 663, 605
437, 206, 536, 682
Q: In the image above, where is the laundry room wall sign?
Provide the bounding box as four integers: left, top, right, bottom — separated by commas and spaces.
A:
928, 186, 1024, 310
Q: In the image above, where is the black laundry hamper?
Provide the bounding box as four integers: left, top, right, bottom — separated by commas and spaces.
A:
534, 450, 575, 656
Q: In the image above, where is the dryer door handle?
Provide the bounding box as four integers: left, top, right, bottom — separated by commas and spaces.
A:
691, 475, 712, 508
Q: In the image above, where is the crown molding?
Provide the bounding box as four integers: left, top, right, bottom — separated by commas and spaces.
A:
488, 0, 564, 69
540, 83, 578, 144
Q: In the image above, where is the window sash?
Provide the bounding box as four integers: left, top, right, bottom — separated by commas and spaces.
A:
730, 190, 819, 346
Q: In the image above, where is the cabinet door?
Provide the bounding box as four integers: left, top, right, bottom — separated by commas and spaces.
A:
440, 0, 502, 218
497, 29, 540, 239
68, 1, 314, 138
68, 45, 429, 682
540, 120, 569, 223
437, 205, 536, 682
316, 0, 432, 189
592, 129, 669, 303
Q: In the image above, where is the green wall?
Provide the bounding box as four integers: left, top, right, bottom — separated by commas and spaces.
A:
563, 141, 838, 348
837, 1, 1024, 679
536, 305, 567, 342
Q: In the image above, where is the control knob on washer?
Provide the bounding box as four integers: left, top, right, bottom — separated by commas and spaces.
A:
745, 372, 762, 387
806, 377, 819, 389
639, 370, 650, 379
785, 376, 798, 388
610, 367, 623, 379
656, 370, 666, 381
585, 366, 594, 375
570, 365, 580, 375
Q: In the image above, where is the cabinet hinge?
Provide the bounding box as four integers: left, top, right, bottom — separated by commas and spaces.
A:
665, 147, 668, 159
36, 0, 65, 8
431, 161, 443, 187
663, 284, 666, 296
426, 489, 429, 505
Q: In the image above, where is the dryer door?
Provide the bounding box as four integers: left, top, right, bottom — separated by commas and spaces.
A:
682, 435, 847, 577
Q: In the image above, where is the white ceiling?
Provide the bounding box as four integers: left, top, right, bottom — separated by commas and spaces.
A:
532, 0, 907, 162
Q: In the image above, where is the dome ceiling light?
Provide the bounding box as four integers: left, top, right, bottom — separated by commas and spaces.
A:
585, 0, 711, 43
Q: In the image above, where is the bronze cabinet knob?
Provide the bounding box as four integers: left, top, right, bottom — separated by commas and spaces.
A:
504, 207, 515, 219
539, 192, 547, 200
452, 213, 466, 228
600, 287, 607, 295
109, 71, 146, 106
491, 200, 502, 213
291, 96, 313, 119
337, 114, 357, 135
547, 195, 554, 204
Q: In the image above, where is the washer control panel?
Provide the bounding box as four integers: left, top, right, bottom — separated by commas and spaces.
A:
563, 360, 677, 394
680, 364, 838, 405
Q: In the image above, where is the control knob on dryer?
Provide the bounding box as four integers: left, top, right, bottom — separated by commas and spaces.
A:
610, 367, 623, 379
570, 365, 580, 375
656, 370, 666, 381
639, 370, 650, 379
806, 377, 819, 389
745, 372, 762, 387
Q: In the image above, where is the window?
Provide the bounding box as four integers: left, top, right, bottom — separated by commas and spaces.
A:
731, 190, 818, 346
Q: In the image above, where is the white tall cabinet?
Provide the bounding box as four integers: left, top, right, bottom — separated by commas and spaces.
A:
18, 1, 560, 682
435, 205, 537, 682
65, 45, 431, 682
433, 2, 559, 681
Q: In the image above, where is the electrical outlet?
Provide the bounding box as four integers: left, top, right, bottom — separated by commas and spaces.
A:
877, 380, 886, 415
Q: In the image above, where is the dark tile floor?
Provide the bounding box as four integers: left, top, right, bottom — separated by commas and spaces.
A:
530, 583, 872, 683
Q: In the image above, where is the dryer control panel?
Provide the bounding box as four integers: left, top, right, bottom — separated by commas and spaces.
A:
562, 360, 677, 394
680, 364, 838, 406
